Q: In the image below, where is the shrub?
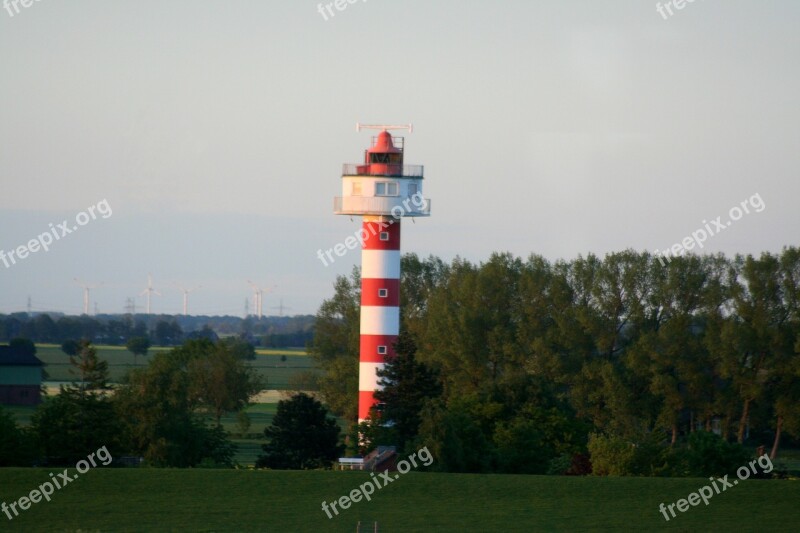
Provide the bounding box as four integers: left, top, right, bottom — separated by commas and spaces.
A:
588, 431, 672, 476
678, 431, 751, 477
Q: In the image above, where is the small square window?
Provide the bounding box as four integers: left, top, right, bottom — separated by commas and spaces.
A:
378, 288, 388, 298
377, 345, 387, 355
379, 232, 389, 241
352, 182, 362, 195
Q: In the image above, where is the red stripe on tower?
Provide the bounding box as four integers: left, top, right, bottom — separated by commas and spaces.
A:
360, 276, 400, 307
362, 220, 401, 250
359, 334, 399, 362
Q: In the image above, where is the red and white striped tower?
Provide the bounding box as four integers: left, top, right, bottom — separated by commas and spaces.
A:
334, 124, 431, 424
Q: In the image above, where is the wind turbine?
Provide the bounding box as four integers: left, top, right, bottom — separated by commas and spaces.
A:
247, 281, 275, 319
174, 283, 202, 316
140, 273, 161, 315
74, 278, 103, 315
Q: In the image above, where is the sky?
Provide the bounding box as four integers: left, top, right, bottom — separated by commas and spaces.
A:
1, 0, 798, 317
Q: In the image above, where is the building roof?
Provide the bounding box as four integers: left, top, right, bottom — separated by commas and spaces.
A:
0, 345, 44, 366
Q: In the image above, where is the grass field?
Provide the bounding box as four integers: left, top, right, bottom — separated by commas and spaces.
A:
0, 469, 797, 532
34, 344, 318, 390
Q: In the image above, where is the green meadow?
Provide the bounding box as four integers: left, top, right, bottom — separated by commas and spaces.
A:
33, 344, 318, 390
0, 469, 797, 532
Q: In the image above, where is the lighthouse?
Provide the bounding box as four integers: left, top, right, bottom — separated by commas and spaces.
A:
334, 124, 431, 423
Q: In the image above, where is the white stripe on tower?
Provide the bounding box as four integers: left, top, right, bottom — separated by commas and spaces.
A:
358, 215, 401, 423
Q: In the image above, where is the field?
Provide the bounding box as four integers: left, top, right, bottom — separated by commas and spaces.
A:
19, 344, 317, 466
15, 344, 799, 531
0, 469, 798, 532
33, 344, 318, 390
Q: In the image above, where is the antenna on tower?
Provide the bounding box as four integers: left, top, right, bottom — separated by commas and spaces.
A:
174, 283, 202, 316
140, 273, 161, 315
356, 123, 413, 133
74, 278, 103, 315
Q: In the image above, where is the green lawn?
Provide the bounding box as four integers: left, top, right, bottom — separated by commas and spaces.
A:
0, 469, 797, 532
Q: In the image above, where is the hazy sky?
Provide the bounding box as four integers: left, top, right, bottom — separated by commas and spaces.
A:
1, 0, 798, 316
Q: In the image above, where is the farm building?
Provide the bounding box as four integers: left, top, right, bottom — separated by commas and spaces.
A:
0, 344, 44, 406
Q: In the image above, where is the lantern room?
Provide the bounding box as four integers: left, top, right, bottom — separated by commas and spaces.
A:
334, 124, 430, 217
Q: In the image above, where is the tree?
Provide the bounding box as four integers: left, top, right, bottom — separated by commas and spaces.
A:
236, 410, 251, 435
31, 341, 120, 465
69, 340, 110, 392
114, 343, 237, 467
9, 337, 36, 357
717, 253, 789, 443
416, 398, 494, 473
61, 339, 80, 357
187, 340, 263, 426
373, 332, 442, 453
307, 249, 800, 475
186, 324, 217, 342
256, 393, 344, 469
0, 406, 34, 466
220, 336, 256, 360
126, 336, 151, 366
31, 387, 120, 465
154, 319, 183, 346
765, 247, 800, 458
309, 268, 361, 423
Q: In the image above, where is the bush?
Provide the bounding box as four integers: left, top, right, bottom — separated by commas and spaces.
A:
588, 431, 672, 476
546, 453, 573, 475
677, 431, 751, 477
588, 433, 636, 476
548, 453, 593, 476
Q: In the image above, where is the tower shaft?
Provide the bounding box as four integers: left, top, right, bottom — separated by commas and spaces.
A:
358, 217, 401, 422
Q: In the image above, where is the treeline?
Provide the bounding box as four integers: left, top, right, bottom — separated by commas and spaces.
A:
312, 249, 800, 475
0, 313, 315, 347
0, 339, 262, 468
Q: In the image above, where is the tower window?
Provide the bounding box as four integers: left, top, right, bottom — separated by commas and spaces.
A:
377, 345, 387, 355
352, 182, 362, 195
379, 232, 389, 241
378, 288, 388, 298
375, 182, 398, 196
